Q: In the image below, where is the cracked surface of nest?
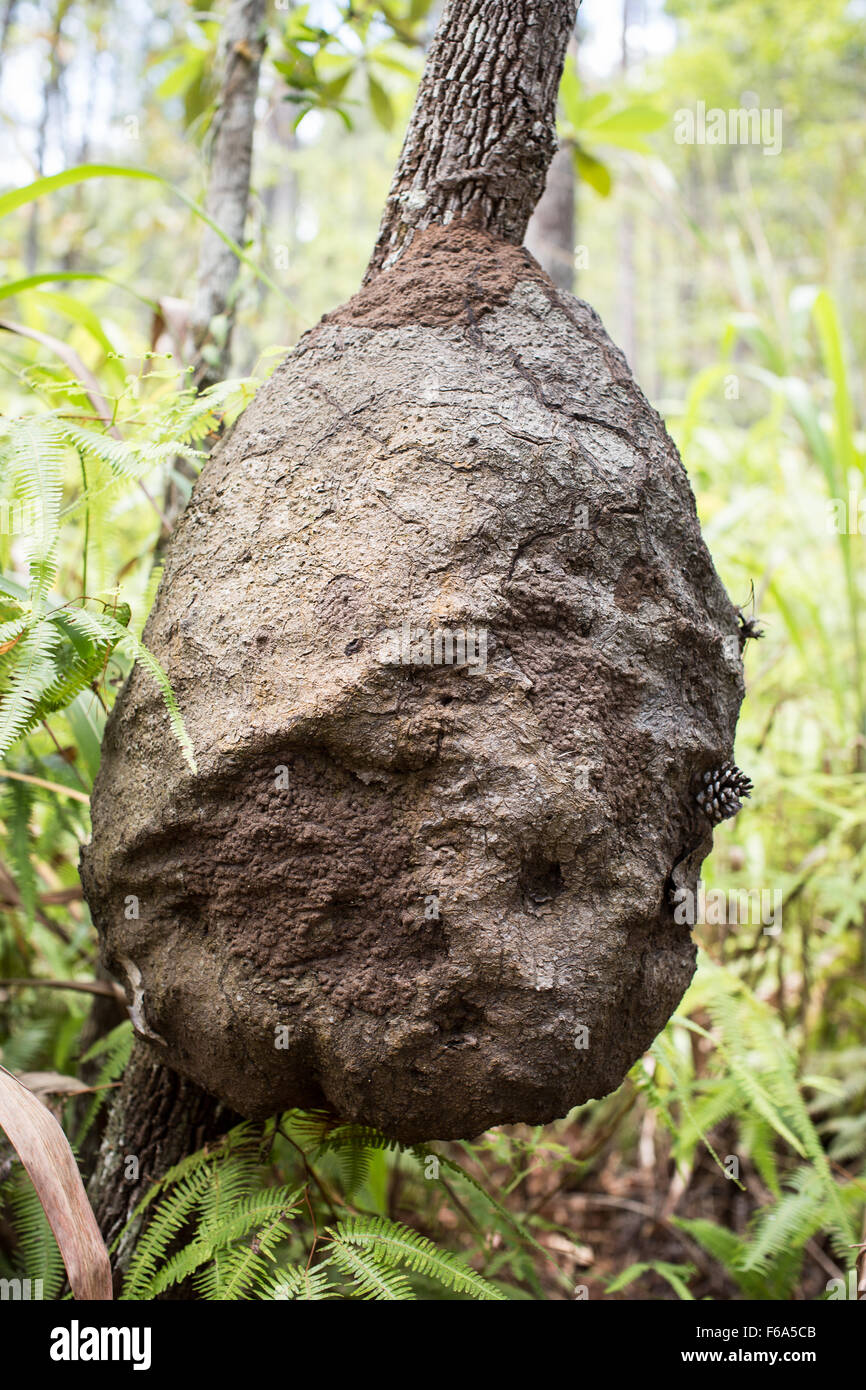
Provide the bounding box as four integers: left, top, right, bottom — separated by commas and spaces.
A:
82, 224, 745, 1142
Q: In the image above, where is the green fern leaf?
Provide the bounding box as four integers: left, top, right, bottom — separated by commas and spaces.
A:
268, 1264, 337, 1300
327, 1240, 415, 1300
326, 1215, 506, 1301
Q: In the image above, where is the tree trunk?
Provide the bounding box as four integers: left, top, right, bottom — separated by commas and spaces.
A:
617, 0, 638, 370
366, 0, 579, 278
87, 1040, 241, 1289
160, 0, 266, 536
0, 0, 18, 60
525, 141, 575, 291
83, 0, 746, 1256
525, 29, 578, 293
188, 0, 267, 391
87, 0, 267, 1268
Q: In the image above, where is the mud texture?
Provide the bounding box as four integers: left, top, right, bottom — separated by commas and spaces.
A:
324, 223, 550, 331
81, 224, 744, 1143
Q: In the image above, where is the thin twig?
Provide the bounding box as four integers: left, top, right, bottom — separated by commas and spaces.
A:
0, 769, 89, 803
0, 978, 126, 1002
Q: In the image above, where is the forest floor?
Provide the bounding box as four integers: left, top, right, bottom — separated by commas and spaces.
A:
420, 1121, 840, 1301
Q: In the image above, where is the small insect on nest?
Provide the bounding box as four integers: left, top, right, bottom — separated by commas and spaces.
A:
697, 760, 754, 825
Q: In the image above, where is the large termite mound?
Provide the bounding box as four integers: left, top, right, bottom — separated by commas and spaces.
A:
81, 223, 745, 1142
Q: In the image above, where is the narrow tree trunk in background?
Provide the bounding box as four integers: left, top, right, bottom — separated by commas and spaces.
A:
188, 0, 267, 390
617, 0, 637, 370
159, 0, 266, 541
525, 28, 579, 291
89, 0, 267, 1266
366, 0, 579, 278
255, 94, 298, 331
0, 0, 18, 59
525, 140, 575, 291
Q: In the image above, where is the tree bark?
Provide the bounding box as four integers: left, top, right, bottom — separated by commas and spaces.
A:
84, 0, 743, 1273
366, 0, 579, 279
188, 0, 267, 390
158, 0, 266, 542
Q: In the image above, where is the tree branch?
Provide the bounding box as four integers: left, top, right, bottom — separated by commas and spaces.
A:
188, 0, 267, 389
365, 0, 579, 280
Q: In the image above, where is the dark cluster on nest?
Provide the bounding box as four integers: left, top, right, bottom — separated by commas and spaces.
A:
697, 760, 754, 825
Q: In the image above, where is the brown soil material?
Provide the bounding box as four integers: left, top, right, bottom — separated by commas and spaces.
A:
82, 229, 744, 1142
319, 220, 551, 332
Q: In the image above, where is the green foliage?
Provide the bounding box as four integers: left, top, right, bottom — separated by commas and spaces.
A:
606, 1261, 696, 1300
120, 1121, 505, 1302
558, 57, 668, 197
635, 962, 858, 1298
0, 593, 132, 759
0, 407, 195, 775
0, 356, 259, 796
74, 1021, 135, 1144
323, 1214, 506, 1300
0, 1169, 66, 1299
272, 1, 430, 131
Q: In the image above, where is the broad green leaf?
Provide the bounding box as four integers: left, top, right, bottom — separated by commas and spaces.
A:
0, 165, 292, 308
367, 73, 395, 130
0, 271, 156, 308
572, 146, 612, 197
586, 104, 668, 138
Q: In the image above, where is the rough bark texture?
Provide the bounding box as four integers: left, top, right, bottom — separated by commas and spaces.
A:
188, 0, 266, 389
366, 0, 578, 279
82, 0, 745, 1149
81, 220, 745, 1143
87, 1040, 240, 1286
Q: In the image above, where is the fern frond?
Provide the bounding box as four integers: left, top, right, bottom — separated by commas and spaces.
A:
337, 1143, 372, 1197
739, 1113, 780, 1196
1, 416, 65, 603
8, 1172, 66, 1299
54, 605, 196, 772
57, 421, 203, 479
282, 1108, 335, 1149
326, 1240, 415, 1301
268, 1264, 337, 1301
121, 1166, 215, 1299
0, 1018, 52, 1072
672, 1216, 766, 1299
194, 1211, 295, 1301
2, 777, 37, 925
315, 1123, 403, 1158
0, 618, 61, 756
76, 1021, 134, 1144
706, 974, 855, 1252
738, 1167, 827, 1276
128, 1121, 265, 1223
326, 1215, 506, 1301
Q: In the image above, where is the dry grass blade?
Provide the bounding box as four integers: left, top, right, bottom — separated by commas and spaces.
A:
16, 1072, 91, 1098
0, 1064, 112, 1300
